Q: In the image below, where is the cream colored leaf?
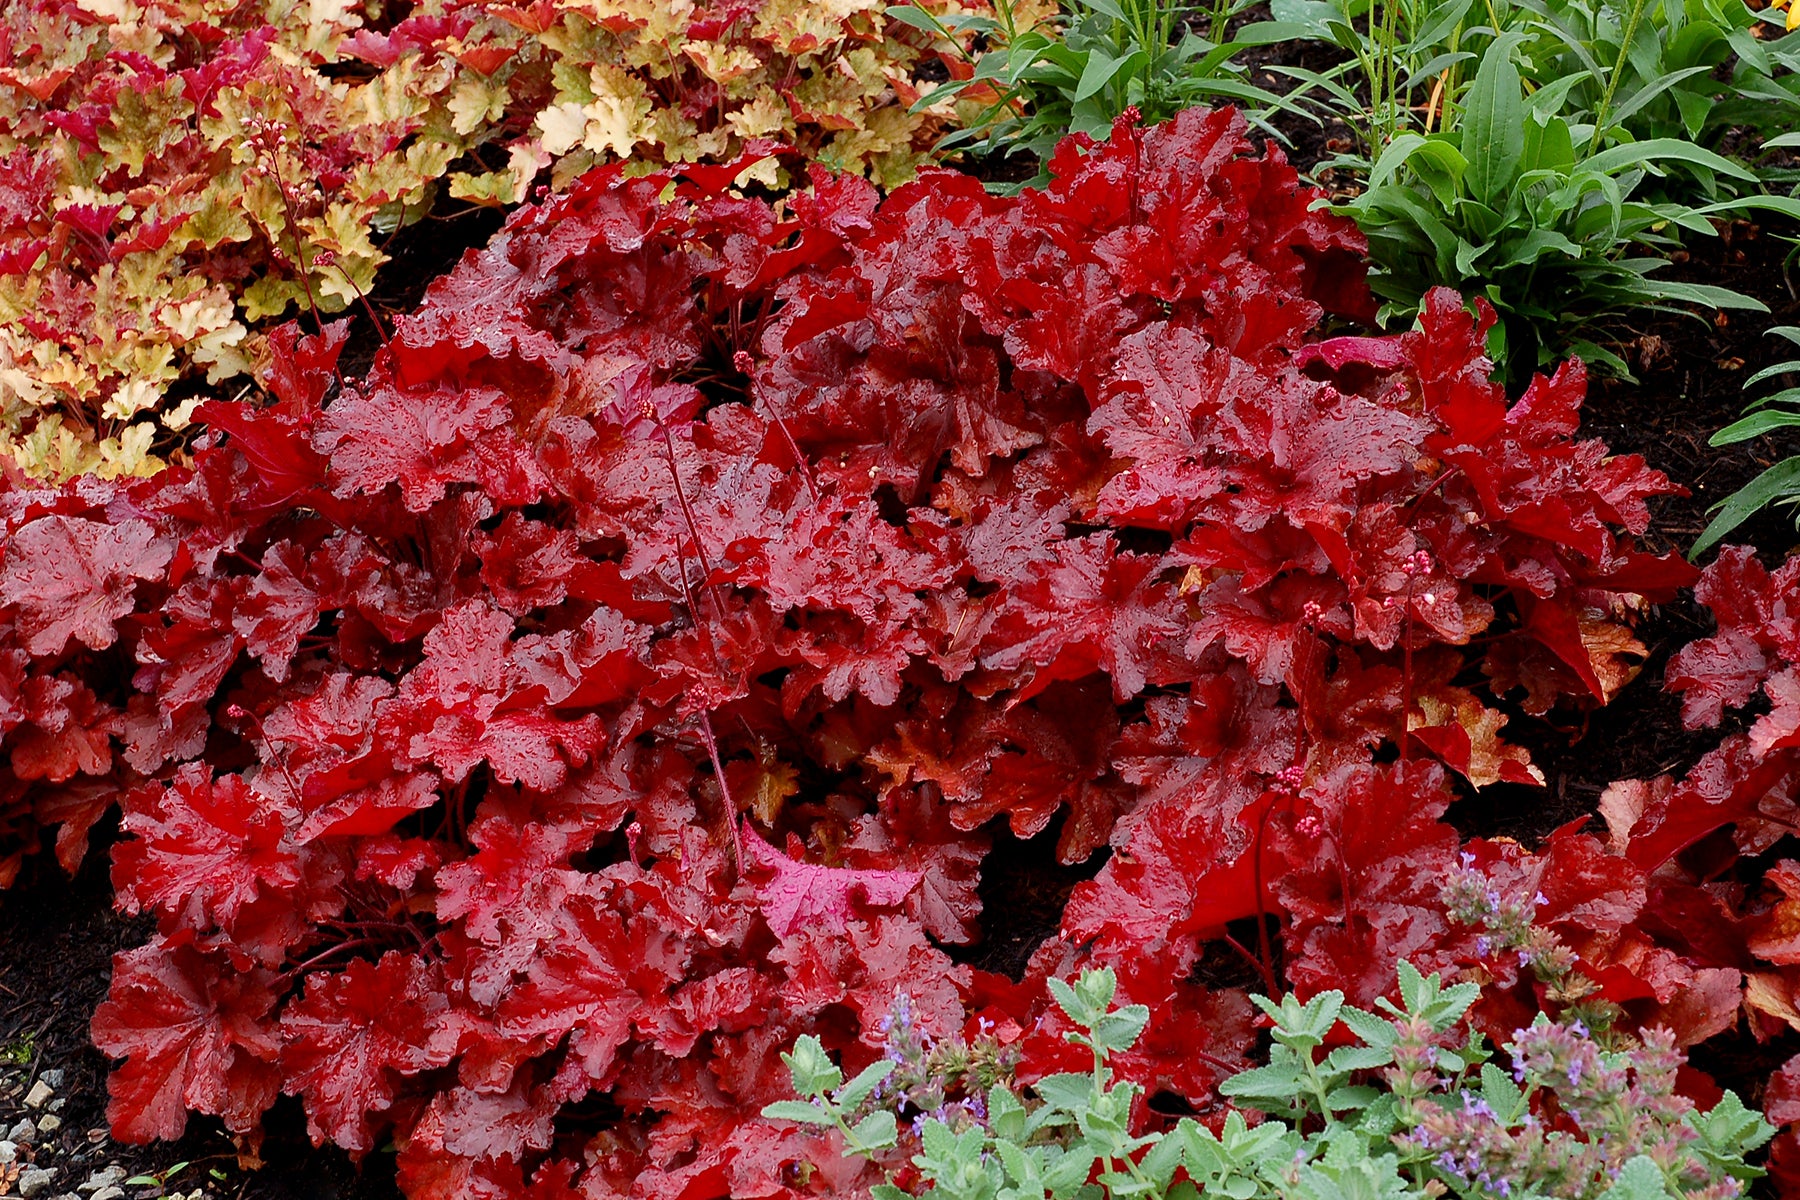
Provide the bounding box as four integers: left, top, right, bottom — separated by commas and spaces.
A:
161, 396, 204, 431
725, 90, 790, 139
580, 65, 653, 158
95, 421, 160, 479
734, 156, 783, 190
536, 101, 590, 157
101, 378, 161, 421
72, 0, 135, 23
448, 76, 508, 137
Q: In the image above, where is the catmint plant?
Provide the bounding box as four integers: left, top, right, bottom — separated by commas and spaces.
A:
766, 963, 1775, 1200
1442, 855, 1617, 1027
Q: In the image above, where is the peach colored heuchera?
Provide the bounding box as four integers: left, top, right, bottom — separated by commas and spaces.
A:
0, 0, 978, 478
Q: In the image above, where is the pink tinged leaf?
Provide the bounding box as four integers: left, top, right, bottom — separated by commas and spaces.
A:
0, 516, 172, 655
295, 772, 440, 843
978, 534, 1187, 703
1753, 668, 1800, 755
497, 884, 688, 1083
112, 766, 301, 932
232, 541, 320, 682
742, 825, 921, 939
314, 381, 539, 512
1292, 335, 1410, 372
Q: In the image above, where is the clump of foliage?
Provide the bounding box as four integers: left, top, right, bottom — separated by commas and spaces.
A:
0, 105, 1712, 1198
892, 0, 1301, 181
1273, 0, 1791, 165
1334, 35, 1783, 382
15, 105, 1800, 1198
771, 962, 1775, 1198
0, 0, 967, 479
1268, 0, 1800, 381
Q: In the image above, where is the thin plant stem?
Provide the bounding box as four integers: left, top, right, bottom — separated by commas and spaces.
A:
734, 350, 816, 502
646, 405, 744, 875
696, 711, 745, 877
654, 416, 729, 669
1586, 0, 1650, 156
324, 259, 392, 350
259, 141, 326, 331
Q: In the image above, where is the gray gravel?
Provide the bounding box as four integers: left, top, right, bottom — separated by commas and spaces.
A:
0, 1066, 224, 1200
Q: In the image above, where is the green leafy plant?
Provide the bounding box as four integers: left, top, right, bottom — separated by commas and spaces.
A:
1717, 6, 1800, 159
1265, 0, 1492, 154
767, 962, 1776, 1199
124, 1161, 192, 1189
1513, 0, 1777, 168
1270, 0, 1792, 186
1692, 323, 1800, 555
1265, 0, 1800, 382
1331, 35, 1799, 382
891, 0, 1301, 182
0, 1032, 33, 1067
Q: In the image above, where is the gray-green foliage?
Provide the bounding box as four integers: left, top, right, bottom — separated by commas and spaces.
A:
765, 962, 1774, 1200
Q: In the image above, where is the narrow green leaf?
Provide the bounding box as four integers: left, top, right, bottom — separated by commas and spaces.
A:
1494, 227, 1583, 269
1608, 66, 1719, 127
1461, 38, 1527, 205
1411, 0, 1478, 50
1231, 20, 1326, 44
884, 6, 961, 39
1267, 0, 1343, 37
1585, 138, 1757, 182
1740, 367, 1800, 392
1639, 279, 1768, 310
1711, 410, 1800, 444
1405, 49, 1477, 88
1692, 458, 1800, 555
1073, 47, 1127, 102
1521, 113, 1575, 175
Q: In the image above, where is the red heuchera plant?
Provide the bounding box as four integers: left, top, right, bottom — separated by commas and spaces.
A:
0, 108, 1719, 1198
1589, 548, 1800, 1187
